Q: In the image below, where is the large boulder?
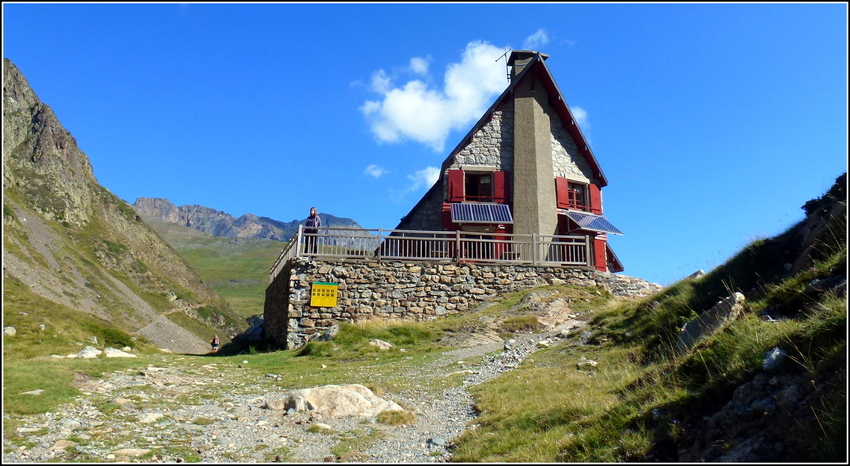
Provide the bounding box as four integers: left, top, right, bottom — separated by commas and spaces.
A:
265, 384, 403, 418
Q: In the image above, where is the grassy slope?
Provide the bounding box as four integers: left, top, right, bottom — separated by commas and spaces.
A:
138, 215, 286, 320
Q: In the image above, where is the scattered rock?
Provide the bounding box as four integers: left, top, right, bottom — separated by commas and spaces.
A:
67, 346, 102, 359
138, 413, 164, 424
317, 324, 339, 341
369, 339, 393, 350
103, 347, 137, 358
762, 347, 788, 371
429, 437, 447, 447
112, 448, 151, 457
50, 440, 76, 451
576, 357, 598, 370
677, 292, 746, 352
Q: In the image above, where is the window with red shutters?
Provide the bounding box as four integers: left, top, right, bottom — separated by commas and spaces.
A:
555, 177, 590, 211
448, 169, 510, 203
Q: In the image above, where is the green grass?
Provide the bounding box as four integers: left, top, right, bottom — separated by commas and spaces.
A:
499, 314, 542, 333
2, 277, 156, 360
3, 356, 153, 417
161, 232, 284, 319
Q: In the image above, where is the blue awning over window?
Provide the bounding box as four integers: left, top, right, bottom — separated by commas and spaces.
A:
451, 203, 513, 224
562, 210, 624, 235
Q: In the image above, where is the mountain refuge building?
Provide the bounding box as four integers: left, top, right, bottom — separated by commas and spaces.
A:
393, 50, 624, 273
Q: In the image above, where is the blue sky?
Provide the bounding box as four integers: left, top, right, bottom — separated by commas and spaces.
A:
3, 2, 847, 286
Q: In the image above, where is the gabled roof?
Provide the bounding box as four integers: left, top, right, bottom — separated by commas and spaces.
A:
397, 51, 608, 227
439, 50, 608, 187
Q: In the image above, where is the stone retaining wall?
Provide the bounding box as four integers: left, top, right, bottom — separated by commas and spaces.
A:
264, 257, 663, 349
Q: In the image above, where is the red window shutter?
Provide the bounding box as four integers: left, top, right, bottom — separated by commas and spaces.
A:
555, 177, 570, 209
593, 236, 607, 272
589, 184, 602, 214
493, 171, 510, 203
447, 170, 464, 202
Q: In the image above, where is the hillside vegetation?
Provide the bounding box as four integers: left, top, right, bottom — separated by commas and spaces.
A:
3, 58, 244, 356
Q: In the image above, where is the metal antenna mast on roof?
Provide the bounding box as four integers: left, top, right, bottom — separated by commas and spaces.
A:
496, 47, 512, 82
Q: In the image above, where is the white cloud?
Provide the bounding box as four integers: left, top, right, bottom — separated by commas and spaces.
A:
523, 29, 549, 50
360, 41, 508, 152
369, 69, 392, 94
364, 164, 388, 178
405, 166, 441, 192
409, 56, 431, 75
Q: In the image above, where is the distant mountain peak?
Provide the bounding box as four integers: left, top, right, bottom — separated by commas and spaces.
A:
133, 198, 363, 242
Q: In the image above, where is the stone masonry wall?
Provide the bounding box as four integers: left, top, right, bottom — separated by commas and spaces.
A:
550, 110, 597, 184
264, 257, 663, 349
450, 101, 514, 171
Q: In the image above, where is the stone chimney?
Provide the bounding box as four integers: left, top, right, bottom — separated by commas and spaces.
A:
508, 50, 549, 81
510, 50, 558, 239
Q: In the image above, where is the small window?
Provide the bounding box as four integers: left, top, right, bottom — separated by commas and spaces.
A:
567, 182, 587, 210
465, 173, 493, 202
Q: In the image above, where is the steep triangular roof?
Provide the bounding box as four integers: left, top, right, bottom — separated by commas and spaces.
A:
438, 50, 608, 187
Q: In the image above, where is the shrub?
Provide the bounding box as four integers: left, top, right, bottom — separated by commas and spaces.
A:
376, 409, 416, 426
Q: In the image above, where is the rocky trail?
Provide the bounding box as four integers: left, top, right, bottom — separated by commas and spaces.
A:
4, 297, 588, 463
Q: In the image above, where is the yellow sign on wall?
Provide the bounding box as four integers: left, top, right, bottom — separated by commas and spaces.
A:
310, 282, 339, 307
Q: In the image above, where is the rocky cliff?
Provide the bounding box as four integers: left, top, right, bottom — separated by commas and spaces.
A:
2, 58, 243, 354
133, 197, 364, 242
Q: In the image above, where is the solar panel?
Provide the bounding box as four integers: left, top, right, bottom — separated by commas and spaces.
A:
564, 211, 624, 235
450, 203, 514, 224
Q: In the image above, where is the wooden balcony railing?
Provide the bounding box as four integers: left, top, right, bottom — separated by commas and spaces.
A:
270, 226, 592, 283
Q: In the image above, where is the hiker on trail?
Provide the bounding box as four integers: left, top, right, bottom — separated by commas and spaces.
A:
211, 335, 219, 353
305, 206, 321, 254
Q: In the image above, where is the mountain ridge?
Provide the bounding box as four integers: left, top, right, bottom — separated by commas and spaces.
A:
133, 197, 363, 242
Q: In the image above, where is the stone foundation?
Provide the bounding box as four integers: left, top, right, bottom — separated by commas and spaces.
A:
264, 257, 662, 349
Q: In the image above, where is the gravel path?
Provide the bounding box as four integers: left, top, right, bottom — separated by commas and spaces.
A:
4, 319, 585, 463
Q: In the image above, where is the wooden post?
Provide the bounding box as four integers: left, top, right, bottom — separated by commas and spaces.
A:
532, 233, 538, 265
296, 224, 304, 257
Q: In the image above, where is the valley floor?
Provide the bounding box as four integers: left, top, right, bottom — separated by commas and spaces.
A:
3, 320, 582, 463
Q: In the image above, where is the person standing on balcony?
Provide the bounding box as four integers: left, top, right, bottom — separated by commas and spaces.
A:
305, 206, 321, 254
